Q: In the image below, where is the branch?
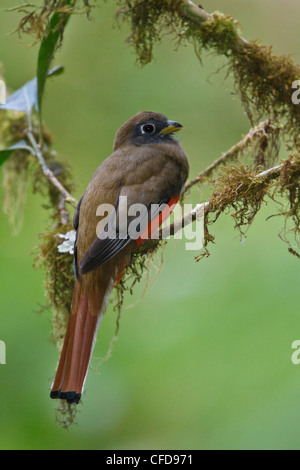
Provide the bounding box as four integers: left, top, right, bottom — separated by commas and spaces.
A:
160, 161, 286, 239
180, 0, 249, 51
159, 201, 209, 239
119, 0, 300, 144
182, 119, 278, 195
26, 130, 78, 209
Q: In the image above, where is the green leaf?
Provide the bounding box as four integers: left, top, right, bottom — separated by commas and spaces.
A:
0, 140, 33, 167
0, 149, 13, 167
37, 2, 72, 115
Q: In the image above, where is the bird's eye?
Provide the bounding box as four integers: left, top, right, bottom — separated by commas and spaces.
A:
141, 124, 155, 134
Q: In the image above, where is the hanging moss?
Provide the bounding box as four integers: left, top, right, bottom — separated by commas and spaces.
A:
116, 0, 183, 65
276, 153, 300, 254
0, 109, 74, 227
117, 1, 300, 145
209, 163, 272, 235
195, 154, 299, 259
2, 150, 31, 235
33, 224, 75, 351
230, 44, 300, 145
55, 399, 77, 429
9, 0, 95, 45
113, 238, 165, 318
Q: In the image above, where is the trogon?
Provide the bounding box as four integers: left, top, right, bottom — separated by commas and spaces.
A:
50, 111, 189, 404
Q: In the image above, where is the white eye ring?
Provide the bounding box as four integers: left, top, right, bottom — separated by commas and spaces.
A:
141, 123, 155, 134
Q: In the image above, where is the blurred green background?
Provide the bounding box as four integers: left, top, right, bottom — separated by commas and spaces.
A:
0, 0, 299, 450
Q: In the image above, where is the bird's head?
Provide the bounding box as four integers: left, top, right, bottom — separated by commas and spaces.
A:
113, 111, 183, 150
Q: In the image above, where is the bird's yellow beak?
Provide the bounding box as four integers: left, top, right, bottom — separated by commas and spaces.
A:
160, 120, 183, 135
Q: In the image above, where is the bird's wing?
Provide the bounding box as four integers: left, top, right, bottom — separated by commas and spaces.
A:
78, 180, 181, 276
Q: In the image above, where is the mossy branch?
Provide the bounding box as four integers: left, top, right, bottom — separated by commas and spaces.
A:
117, 0, 300, 145
164, 160, 290, 238
182, 119, 280, 196
180, 0, 249, 51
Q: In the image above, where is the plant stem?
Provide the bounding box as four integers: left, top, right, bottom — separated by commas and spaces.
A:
26, 130, 78, 208
182, 119, 277, 195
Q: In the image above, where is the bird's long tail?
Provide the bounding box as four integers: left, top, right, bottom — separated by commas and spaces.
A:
50, 278, 113, 404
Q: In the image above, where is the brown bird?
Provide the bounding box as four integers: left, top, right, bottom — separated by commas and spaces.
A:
50, 111, 189, 404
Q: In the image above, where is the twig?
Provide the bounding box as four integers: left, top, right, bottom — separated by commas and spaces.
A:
160, 201, 209, 238
58, 194, 72, 225
182, 119, 278, 195
26, 130, 78, 209
256, 164, 282, 179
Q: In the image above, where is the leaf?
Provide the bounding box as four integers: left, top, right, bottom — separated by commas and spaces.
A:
0, 140, 33, 167
37, 2, 72, 114
0, 77, 38, 115
0, 66, 64, 117
0, 149, 13, 167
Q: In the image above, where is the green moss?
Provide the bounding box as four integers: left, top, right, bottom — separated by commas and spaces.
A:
276, 153, 300, 255
2, 150, 31, 235
116, 2, 242, 63
185, 12, 240, 57
231, 43, 300, 145
197, 154, 299, 259
117, 0, 183, 65
117, 1, 300, 144
209, 163, 271, 235
113, 238, 164, 317
9, 0, 94, 45
33, 224, 75, 351
55, 399, 77, 429
0, 109, 74, 227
